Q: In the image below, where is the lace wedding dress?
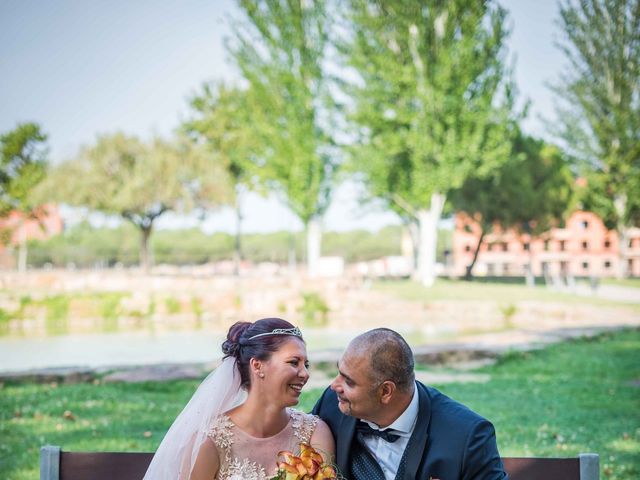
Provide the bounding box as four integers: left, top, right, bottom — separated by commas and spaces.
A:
208, 409, 319, 480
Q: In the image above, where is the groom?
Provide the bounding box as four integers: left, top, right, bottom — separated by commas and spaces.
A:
312, 328, 508, 479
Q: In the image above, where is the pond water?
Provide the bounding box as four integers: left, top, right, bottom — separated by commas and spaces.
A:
0, 329, 364, 373
0, 325, 445, 373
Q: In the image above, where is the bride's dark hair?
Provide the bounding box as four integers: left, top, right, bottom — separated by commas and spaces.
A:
222, 318, 304, 388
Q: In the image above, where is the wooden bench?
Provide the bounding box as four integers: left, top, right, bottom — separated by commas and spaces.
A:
40, 446, 600, 480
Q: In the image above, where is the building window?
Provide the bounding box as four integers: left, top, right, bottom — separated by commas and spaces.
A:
604, 261, 611, 269
503, 263, 510, 274
581, 220, 589, 229
582, 261, 589, 270
544, 240, 550, 251
582, 241, 589, 250
560, 240, 566, 251
604, 240, 611, 249
629, 239, 634, 248
523, 243, 530, 251
465, 245, 471, 252
502, 242, 508, 252
464, 224, 472, 233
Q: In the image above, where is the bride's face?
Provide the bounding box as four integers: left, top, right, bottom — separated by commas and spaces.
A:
258, 337, 310, 407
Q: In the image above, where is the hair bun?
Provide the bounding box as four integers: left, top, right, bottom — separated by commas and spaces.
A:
221, 340, 240, 357
222, 321, 252, 357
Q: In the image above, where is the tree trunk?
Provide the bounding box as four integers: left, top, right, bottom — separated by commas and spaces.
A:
306, 218, 322, 278
465, 227, 486, 280
17, 223, 28, 274
233, 198, 243, 277
416, 193, 446, 287
618, 226, 629, 278
614, 194, 628, 279
140, 225, 153, 273
525, 240, 535, 288
402, 221, 419, 274
288, 231, 297, 273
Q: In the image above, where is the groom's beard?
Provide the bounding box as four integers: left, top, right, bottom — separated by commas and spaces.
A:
337, 395, 353, 416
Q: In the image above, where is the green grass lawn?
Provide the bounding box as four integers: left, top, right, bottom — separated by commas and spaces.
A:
1, 329, 638, 480
440, 329, 640, 480
374, 278, 639, 308
601, 278, 640, 289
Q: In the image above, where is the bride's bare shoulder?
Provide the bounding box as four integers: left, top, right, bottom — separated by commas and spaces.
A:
191, 432, 222, 480
310, 418, 335, 460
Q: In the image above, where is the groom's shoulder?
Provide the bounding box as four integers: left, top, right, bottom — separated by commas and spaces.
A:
418, 381, 491, 428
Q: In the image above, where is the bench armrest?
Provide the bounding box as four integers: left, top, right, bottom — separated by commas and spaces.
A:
40, 446, 61, 480
580, 453, 599, 480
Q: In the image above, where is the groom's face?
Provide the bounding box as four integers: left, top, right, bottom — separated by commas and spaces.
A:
331, 351, 380, 421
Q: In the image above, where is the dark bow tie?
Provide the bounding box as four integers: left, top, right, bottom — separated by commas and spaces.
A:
355, 422, 401, 443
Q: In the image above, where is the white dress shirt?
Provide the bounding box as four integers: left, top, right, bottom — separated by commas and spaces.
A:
360, 387, 419, 480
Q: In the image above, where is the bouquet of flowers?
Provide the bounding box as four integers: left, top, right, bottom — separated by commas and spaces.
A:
270, 442, 338, 480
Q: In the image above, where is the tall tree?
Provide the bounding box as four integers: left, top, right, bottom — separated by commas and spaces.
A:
452, 133, 575, 283
229, 0, 338, 277
341, 0, 515, 286
551, 0, 640, 276
40, 133, 230, 272
184, 82, 260, 276
0, 122, 48, 272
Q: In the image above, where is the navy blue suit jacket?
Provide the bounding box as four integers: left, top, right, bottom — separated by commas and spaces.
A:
311, 382, 508, 480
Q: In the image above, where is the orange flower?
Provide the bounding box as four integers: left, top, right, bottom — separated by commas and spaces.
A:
272, 443, 338, 480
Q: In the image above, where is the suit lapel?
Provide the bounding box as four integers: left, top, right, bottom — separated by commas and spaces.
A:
400, 383, 431, 480
336, 414, 356, 475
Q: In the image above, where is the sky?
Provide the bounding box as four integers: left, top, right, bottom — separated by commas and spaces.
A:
0, 0, 564, 233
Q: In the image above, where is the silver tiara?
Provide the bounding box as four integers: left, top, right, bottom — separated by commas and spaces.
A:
247, 326, 303, 341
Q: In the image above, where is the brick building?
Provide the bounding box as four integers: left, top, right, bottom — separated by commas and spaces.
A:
0, 205, 64, 267
453, 210, 640, 278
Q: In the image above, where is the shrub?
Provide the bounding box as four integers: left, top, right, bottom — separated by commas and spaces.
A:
298, 292, 329, 327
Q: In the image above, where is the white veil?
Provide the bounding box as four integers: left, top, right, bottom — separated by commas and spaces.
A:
142, 357, 246, 480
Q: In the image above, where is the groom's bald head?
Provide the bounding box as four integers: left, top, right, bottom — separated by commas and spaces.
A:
348, 328, 415, 393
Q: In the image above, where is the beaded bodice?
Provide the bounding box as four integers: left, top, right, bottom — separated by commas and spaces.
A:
207, 409, 319, 480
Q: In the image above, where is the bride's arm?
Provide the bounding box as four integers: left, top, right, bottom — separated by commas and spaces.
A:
311, 418, 336, 462
189, 438, 220, 480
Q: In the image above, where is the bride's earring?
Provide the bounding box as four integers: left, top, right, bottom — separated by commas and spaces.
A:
259, 372, 265, 378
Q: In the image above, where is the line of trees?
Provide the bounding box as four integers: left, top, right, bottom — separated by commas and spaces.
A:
25, 222, 448, 268
2, 0, 638, 281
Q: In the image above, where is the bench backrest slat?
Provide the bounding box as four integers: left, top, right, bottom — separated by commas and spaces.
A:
59, 452, 154, 480
40, 447, 599, 480
502, 457, 580, 480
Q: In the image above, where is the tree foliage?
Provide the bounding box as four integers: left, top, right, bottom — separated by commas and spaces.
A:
228, 0, 338, 274
184, 82, 262, 273
185, 82, 260, 197
453, 133, 575, 278
552, 0, 640, 229
229, 0, 337, 222
0, 122, 48, 217
339, 0, 516, 284
40, 133, 230, 270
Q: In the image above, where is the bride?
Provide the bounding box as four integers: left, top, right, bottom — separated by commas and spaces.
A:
143, 317, 335, 480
